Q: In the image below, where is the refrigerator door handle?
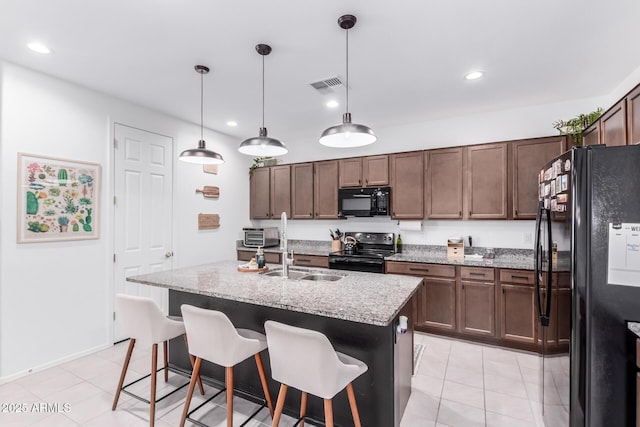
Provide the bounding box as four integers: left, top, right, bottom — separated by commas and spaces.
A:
543, 205, 553, 324
534, 201, 545, 323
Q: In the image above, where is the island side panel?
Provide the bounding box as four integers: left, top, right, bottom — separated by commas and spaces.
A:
169, 289, 408, 427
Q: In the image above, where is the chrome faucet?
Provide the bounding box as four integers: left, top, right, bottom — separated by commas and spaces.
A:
280, 212, 293, 278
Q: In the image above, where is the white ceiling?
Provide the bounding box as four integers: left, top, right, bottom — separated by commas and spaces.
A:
2, 0, 640, 148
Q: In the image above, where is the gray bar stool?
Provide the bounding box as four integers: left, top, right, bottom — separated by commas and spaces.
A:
112, 294, 204, 427
264, 320, 368, 427
179, 304, 274, 427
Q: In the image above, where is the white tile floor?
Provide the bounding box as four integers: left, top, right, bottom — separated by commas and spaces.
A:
0, 332, 549, 426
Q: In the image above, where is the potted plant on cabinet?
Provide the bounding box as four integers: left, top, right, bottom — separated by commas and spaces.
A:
552, 108, 603, 146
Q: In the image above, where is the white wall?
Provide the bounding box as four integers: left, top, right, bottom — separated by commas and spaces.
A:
0, 61, 251, 380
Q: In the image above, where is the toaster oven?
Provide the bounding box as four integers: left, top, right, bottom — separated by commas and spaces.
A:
243, 227, 280, 248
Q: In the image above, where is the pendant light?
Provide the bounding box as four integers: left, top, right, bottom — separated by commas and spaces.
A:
179, 65, 225, 164
238, 44, 288, 156
319, 14, 376, 148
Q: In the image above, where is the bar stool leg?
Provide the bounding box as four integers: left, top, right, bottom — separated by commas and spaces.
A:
271, 384, 288, 427
254, 353, 274, 417
226, 366, 234, 427
324, 399, 334, 427
150, 343, 158, 427
179, 357, 202, 427
183, 335, 205, 395
163, 341, 169, 382
346, 383, 362, 427
112, 339, 136, 410
300, 392, 307, 427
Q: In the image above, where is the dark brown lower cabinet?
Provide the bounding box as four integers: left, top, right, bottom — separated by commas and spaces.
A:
499, 283, 536, 344
293, 254, 328, 268
458, 266, 496, 337
237, 249, 280, 264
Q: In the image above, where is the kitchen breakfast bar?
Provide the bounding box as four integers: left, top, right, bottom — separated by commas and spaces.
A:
127, 260, 422, 427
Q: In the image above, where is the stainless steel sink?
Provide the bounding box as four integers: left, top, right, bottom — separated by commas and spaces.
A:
261, 270, 308, 280
300, 274, 343, 281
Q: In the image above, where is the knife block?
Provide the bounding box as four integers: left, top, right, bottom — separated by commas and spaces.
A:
447, 240, 464, 261
331, 240, 342, 253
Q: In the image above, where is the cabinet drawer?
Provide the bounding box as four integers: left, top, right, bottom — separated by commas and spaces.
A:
460, 267, 495, 281
294, 254, 329, 268
386, 261, 455, 278
237, 250, 281, 264
500, 269, 534, 285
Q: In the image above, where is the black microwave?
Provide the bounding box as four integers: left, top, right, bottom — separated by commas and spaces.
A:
338, 187, 390, 217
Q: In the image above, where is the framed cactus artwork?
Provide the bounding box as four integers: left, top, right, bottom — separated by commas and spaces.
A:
17, 153, 101, 243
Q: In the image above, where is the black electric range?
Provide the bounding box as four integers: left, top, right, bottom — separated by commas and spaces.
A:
328, 232, 395, 273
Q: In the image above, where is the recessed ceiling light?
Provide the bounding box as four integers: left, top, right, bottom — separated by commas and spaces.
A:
465, 71, 484, 80
27, 42, 51, 54
226, 121, 238, 127
326, 100, 339, 109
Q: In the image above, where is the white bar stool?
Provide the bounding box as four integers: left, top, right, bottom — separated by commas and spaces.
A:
179, 304, 274, 427
264, 320, 368, 427
112, 294, 204, 427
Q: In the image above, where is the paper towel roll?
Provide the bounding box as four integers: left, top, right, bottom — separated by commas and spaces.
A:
398, 221, 422, 231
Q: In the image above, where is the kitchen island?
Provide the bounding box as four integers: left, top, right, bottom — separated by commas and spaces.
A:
127, 260, 422, 427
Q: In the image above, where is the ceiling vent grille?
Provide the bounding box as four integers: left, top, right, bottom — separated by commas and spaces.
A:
309, 76, 345, 94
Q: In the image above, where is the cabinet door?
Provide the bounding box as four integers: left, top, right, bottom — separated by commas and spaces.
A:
627, 85, 640, 146
339, 158, 363, 188
459, 280, 496, 337
499, 283, 536, 344
512, 137, 566, 219
425, 148, 463, 219
390, 151, 424, 219
583, 123, 600, 146
291, 163, 314, 219
270, 165, 291, 218
250, 167, 270, 219
465, 143, 508, 219
314, 160, 339, 219
600, 100, 627, 147
363, 155, 389, 186
419, 277, 456, 330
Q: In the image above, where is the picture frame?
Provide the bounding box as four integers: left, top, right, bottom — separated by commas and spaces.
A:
17, 153, 101, 243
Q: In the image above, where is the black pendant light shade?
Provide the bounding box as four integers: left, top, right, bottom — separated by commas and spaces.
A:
179, 65, 225, 164
239, 44, 287, 156
319, 15, 376, 148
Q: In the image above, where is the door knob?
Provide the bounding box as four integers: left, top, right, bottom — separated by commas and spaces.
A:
165, 251, 174, 258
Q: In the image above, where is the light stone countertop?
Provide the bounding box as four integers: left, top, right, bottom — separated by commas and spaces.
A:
127, 260, 422, 327
628, 322, 640, 338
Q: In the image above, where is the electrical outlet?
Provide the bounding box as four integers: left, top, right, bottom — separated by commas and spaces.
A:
523, 232, 533, 245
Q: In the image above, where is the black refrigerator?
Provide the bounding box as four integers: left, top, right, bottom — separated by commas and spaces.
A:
535, 144, 640, 426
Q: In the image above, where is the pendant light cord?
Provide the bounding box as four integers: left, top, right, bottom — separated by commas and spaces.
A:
345, 28, 349, 114
262, 54, 265, 128
200, 70, 204, 141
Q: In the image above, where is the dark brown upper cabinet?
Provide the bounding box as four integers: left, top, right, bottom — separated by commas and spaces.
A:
390, 151, 424, 219
339, 155, 389, 188
425, 148, 463, 219
270, 165, 291, 219
291, 163, 314, 219
511, 136, 566, 219
314, 160, 339, 219
627, 85, 640, 146
583, 122, 600, 146
249, 167, 270, 219
600, 99, 627, 147
464, 143, 508, 219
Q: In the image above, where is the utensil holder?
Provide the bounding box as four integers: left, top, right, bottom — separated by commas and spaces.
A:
331, 240, 342, 253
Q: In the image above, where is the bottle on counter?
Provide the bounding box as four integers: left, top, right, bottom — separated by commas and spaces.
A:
256, 247, 265, 269
396, 234, 403, 253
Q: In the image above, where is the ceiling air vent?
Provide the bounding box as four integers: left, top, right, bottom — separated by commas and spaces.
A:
309, 76, 345, 94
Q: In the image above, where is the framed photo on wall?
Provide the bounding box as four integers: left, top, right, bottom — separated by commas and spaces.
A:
17, 153, 101, 243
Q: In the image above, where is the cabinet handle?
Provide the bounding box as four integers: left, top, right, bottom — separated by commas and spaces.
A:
266, 212, 269, 216
358, 179, 361, 184
365, 179, 368, 185
515, 209, 519, 216
309, 213, 313, 217
502, 288, 505, 294
409, 267, 430, 272
297, 259, 311, 263
469, 272, 485, 276
512, 275, 529, 280
459, 211, 462, 217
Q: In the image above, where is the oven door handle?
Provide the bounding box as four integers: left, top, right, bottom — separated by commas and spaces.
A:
329, 257, 384, 265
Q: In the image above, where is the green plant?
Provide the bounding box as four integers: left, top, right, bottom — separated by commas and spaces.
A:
57, 216, 70, 226
58, 168, 68, 186
248, 156, 277, 176
552, 108, 603, 146
79, 208, 92, 232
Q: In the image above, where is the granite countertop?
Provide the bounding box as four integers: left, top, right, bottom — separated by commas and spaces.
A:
628, 322, 640, 338
237, 240, 570, 271
127, 260, 422, 327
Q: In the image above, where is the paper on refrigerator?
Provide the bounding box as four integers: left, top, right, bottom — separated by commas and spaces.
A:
608, 223, 640, 287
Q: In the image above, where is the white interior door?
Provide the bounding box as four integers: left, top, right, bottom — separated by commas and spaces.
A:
113, 124, 173, 342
